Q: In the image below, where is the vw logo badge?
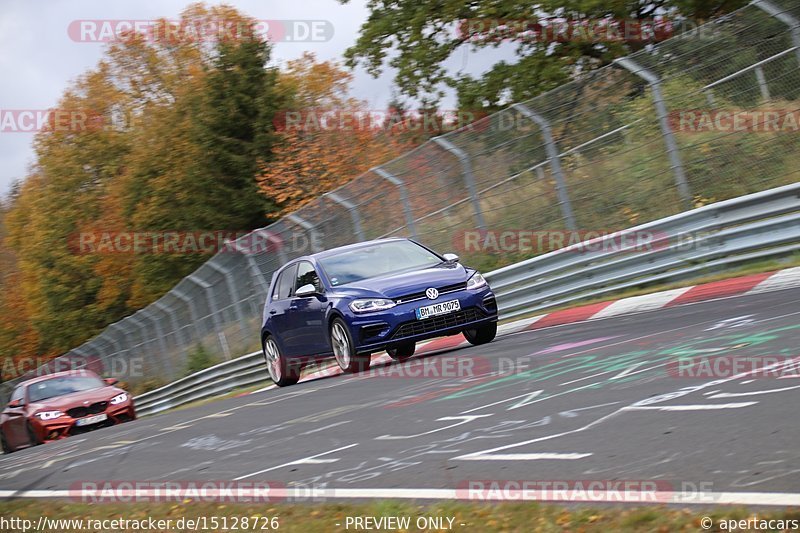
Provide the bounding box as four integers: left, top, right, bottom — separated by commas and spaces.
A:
425, 287, 439, 300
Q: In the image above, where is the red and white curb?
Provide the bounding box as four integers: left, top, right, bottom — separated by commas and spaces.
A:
245, 267, 800, 394
498, 266, 800, 335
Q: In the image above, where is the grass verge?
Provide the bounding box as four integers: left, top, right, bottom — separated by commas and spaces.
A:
0, 500, 798, 532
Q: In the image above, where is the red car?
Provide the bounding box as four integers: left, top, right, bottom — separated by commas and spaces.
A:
0, 370, 136, 453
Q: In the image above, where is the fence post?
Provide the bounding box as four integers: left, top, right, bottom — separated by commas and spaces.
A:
114, 321, 143, 374
101, 331, 122, 356
754, 65, 771, 101
325, 192, 366, 241
432, 137, 487, 230
96, 334, 124, 378
372, 167, 418, 239
172, 288, 202, 348
70, 347, 90, 372
512, 103, 577, 230
154, 300, 187, 350
615, 57, 693, 208
187, 274, 231, 359
250, 229, 288, 265
752, 0, 800, 66
207, 261, 249, 335
127, 313, 154, 362
286, 213, 322, 253
226, 232, 278, 298
141, 307, 175, 376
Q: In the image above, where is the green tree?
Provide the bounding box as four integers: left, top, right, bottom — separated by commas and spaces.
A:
341, 0, 748, 111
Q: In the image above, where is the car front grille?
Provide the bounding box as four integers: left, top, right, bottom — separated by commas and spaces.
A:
391, 307, 486, 339
394, 282, 467, 303
67, 401, 108, 419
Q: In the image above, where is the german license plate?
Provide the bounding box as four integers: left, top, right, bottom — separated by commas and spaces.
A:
75, 413, 107, 426
416, 299, 460, 320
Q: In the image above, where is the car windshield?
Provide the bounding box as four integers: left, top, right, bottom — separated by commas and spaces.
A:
319, 241, 442, 286
28, 375, 105, 402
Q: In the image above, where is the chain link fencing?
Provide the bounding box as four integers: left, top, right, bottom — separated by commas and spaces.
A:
3, 0, 799, 400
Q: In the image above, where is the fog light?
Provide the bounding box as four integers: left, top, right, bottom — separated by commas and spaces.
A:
48, 431, 59, 439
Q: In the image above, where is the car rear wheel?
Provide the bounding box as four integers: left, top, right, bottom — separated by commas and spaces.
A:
463, 322, 497, 345
387, 342, 415, 361
263, 335, 300, 387
0, 429, 13, 454
331, 318, 370, 373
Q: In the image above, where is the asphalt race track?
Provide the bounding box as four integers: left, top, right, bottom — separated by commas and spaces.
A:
2, 288, 800, 505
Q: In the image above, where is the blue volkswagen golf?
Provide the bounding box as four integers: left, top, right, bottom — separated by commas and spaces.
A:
261, 238, 498, 386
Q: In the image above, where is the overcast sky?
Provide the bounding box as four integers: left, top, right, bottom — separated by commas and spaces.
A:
0, 0, 512, 199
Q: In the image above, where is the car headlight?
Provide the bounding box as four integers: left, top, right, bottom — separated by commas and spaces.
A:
349, 298, 397, 313
35, 411, 64, 421
110, 393, 128, 405
467, 272, 488, 290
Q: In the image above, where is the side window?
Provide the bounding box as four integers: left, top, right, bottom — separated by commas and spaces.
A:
10, 386, 24, 403
271, 264, 297, 301
295, 261, 322, 293
271, 271, 283, 300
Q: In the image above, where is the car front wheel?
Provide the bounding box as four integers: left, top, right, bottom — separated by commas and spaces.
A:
463, 322, 497, 345
387, 342, 415, 361
331, 318, 370, 373
263, 335, 300, 387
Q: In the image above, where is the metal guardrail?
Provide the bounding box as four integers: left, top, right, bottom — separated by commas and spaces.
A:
133, 182, 800, 416
134, 350, 266, 416
489, 181, 800, 320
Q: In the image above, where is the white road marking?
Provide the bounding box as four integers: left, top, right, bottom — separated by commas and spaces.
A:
455, 452, 592, 461
453, 410, 622, 461
704, 315, 755, 331
233, 443, 359, 480
507, 390, 545, 410
376, 415, 492, 440
709, 384, 800, 399
610, 362, 646, 380
299, 421, 351, 435
4, 488, 799, 506
624, 402, 757, 411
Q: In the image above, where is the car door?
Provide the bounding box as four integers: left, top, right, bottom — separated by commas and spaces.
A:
285, 261, 327, 357
2, 386, 28, 448
267, 263, 297, 353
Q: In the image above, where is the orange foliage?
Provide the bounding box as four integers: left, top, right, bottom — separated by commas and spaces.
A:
258, 53, 413, 216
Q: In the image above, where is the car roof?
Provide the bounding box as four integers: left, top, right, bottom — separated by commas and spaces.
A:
17, 369, 99, 388
294, 237, 411, 263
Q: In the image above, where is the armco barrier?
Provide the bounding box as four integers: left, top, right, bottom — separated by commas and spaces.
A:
489, 181, 800, 320
133, 182, 800, 416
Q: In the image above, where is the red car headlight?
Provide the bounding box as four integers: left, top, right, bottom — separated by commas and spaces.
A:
109, 393, 128, 405
35, 410, 64, 421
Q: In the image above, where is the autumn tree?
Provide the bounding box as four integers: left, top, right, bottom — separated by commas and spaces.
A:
258, 53, 412, 215
4, 3, 284, 353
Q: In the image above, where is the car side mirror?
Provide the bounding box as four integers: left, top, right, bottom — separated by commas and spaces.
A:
104, 377, 119, 386
295, 284, 318, 297
7, 399, 23, 408
443, 253, 460, 263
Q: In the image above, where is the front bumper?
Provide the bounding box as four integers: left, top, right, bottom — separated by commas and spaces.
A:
350, 286, 498, 353
31, 401, 137, 442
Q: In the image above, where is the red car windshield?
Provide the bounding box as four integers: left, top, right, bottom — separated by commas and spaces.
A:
27, 376, 105, 402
